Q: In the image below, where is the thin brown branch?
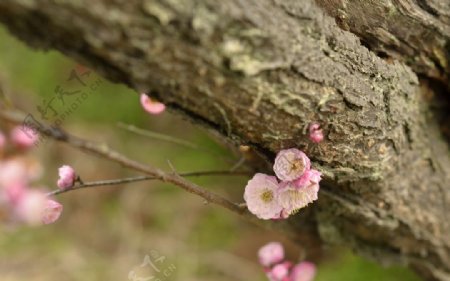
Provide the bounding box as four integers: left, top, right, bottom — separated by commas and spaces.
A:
117, 122, 200, 149
47, 170, 251, 196
117, 122, 238, 165
0, 110, 245, 214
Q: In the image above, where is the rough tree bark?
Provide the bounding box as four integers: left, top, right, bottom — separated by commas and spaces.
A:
0, 0, 449, 280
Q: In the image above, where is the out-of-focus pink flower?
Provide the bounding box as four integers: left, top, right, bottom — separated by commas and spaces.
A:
41, 199, 63, 224
0, 130, 6, 151
10, 126, 38, 149
14, 189, 47, 225
4, 183, 26, 205
277, 181, 319, 217
290, 261, 317, 281
267, 262, 291, 281
140, 93, 166, 115
0, 159, 29, 187
57, 165, 77, 190
244, 174, 283, 220
273, 149, 311, 182
309, 123, 324, 144
258, 242, 284, 267
293, 169, 322, 188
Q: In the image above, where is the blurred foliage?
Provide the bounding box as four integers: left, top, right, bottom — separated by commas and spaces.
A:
0, 25, 420, 281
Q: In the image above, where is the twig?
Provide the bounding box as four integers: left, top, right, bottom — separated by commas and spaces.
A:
117, 122, 238, 165
47, 170, 251, 196
230, 156, 246, 172
166, 159, 177, 174
0, 110, 244, 214
117, 122, 199, 149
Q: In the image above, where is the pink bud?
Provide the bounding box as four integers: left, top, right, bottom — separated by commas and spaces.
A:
309, 123, 324, 143
293, 169, 322, 188
41, 199, 63, 224
290, 261, 317, 281
272, 209, 291, 220
258, 242, 284, 267
268, 262, 291, 281
10, 126, 38, 149
140, 93, 166, 115
57, 165, 77, 190
14, 189, 47, 225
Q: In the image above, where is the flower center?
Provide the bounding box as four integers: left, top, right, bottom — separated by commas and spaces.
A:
260, 189, 274, 203
290, 159, 304, 173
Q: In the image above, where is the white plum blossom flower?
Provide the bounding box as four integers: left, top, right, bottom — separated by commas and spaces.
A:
244, 174, 283, 220
273, 148, 310, 181
277, 181, 319, 216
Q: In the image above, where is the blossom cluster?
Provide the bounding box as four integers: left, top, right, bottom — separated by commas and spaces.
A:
258, 242, 316, 281
0, 126, 63, 226
244, 148, 322, 220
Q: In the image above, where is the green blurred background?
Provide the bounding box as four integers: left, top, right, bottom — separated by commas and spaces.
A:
0, 25, 421, 281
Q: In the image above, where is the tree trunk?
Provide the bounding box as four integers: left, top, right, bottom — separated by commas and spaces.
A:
0, 1, 449, 280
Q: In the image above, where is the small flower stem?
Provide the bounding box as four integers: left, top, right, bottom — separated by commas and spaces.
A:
117, 122, 199, 149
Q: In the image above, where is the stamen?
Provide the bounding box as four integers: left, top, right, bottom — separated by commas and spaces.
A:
260, 189, 274, 203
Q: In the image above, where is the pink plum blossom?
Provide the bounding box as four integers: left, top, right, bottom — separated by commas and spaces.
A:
290, 261, 317, 281
293, 169, 322, 189
258, 242, 285, 267
277, 181, 320, 217
244, 174, 283, 220
140, 93, 166, 115
267, 262, 291, 281
273, 149, 310, 182
309, 123, 324, 143
57, 165, 77, 190
10, 126, 38, 149
0, 159, 29, 187
4, 183, 26, 205
14, 189, 47, 225
41, 199, 63, 224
